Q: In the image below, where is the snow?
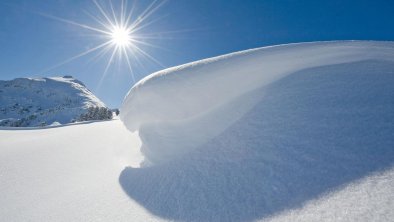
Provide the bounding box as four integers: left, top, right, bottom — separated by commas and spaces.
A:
1, 41, 394, 221
119, 41, 394, 221
0, 120, 162, 221
0, 76, 107, 127
262, 168, 394, 222
120, 41, 394, 165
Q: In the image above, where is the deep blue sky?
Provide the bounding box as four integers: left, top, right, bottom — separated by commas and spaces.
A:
1, 0, 393, 107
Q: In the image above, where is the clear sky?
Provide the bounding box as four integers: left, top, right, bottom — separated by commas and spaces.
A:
1, 0, 393, 108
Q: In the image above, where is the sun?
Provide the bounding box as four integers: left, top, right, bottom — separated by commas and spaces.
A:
40, 0, 168, 87
111, 26, 131, 47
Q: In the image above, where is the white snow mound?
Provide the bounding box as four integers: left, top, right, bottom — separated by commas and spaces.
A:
121, 41, 394, 165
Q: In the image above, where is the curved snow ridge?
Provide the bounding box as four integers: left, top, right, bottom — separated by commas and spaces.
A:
120, 41, 394, 165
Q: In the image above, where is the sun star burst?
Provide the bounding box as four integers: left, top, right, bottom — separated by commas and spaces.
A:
40, 0, 167, 87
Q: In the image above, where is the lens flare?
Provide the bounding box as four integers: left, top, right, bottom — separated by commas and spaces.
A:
40, 0, 167, 87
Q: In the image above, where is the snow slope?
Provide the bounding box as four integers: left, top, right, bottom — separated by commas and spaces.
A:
0, 120, 161, 221
119, 41, 394, 221
0, 76, 107, 127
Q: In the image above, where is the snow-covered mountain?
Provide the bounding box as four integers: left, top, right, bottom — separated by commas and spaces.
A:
0, 76, 111, 127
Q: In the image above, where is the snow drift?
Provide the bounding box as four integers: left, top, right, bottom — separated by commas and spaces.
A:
120, 41, 394, 165
0, 76, 110, 127
119, 41, 394, 221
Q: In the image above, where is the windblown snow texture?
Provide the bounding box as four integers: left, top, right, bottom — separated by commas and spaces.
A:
120, 41, 394, 165
120, 41, 394, 221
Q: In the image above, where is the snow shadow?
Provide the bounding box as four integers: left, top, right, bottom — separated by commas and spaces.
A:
119, 61, 394, 221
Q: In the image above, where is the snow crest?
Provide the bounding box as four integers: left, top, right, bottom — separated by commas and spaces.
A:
120, 41, 394, 165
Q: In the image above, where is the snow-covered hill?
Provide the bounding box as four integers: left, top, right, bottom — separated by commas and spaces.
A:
0, 76, 111, 127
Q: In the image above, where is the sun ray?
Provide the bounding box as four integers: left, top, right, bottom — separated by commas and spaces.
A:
109, 0, 119, 26
124, 1, 136, 28
120, 0, 125, 25
41, 41, 112, 73
83, 10, 110, 30
131, 44, 165, 68
127, 46, 145, 69
130, 13, 169, 34
130, 38, 171, 52
122, 47, 136, 82
37, 12, 111, 35
129, 0, 166, 30
97, 46, 118, 90
38, 0, 172, 87
93, 0, 116, 27
85, 43, 113, 65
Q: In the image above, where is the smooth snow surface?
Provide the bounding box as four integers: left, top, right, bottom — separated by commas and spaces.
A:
0, 120, 162, 221
119, 41, 394, 221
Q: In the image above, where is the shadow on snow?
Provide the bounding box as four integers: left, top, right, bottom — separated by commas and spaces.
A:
119, 61, 394, 221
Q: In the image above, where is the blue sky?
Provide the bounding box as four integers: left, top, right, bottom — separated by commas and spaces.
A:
0, 0, 393, 107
